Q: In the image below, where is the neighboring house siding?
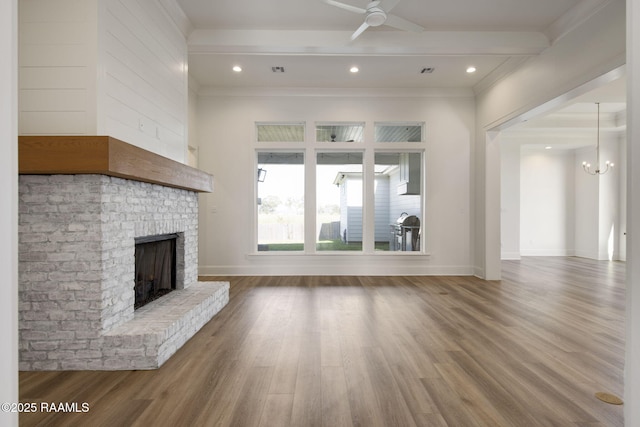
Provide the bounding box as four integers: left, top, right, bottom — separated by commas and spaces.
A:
340, 174, 412, 244
389, 168, 421, 221
340, 177, 363, 243
339, 179, 348, 240
345, 207, 363, 242
374, 175, 390, 242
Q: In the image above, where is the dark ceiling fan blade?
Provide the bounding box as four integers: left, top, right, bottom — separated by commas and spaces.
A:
385, 14, 424, 32
322, 0, 367, 14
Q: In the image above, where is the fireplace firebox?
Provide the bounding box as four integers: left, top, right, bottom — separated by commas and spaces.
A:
135, 233, 178, 309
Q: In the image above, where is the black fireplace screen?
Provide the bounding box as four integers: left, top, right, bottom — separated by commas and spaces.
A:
134, 234, 177, 309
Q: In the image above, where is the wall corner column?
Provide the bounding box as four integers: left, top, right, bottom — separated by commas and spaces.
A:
625, 0, 640, 421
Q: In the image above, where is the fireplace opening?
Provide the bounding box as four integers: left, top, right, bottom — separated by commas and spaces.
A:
134, 233, 178, 309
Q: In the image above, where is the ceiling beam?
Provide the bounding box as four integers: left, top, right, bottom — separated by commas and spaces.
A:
544, 0, 615, 44
188, 29, 549, 56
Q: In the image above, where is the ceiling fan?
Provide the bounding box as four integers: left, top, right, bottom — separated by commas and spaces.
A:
322, 0, 424, 41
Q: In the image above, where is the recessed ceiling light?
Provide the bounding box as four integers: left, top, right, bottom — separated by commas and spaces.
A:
466, 66, 477, 73
350, 66, 359, 73
232, 65, 242, 72
545, 146, 552, 150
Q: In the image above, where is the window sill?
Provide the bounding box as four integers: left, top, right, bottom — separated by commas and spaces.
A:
247, 251, 431, 257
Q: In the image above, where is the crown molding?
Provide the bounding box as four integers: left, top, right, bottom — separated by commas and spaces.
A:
197, 86, 475, 98
188, 29, 548, 56
544, 0, 613, 44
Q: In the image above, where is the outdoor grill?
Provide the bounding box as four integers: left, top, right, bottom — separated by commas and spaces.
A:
391, 213, 420, 251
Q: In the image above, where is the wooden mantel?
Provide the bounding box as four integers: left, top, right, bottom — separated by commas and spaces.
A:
19, 136, 213, 193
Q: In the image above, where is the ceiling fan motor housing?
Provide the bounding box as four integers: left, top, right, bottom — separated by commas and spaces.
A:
365, 8, 387, 26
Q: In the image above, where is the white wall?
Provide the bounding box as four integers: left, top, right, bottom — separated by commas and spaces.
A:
618, 133, 628, 260
597, 136, 622, 260
500, 141, 520, 259
500, 138, 623, 261
1, 0, 18, 425
575, 134, 622, 260
187, 75, 200, 167
196, 90, 474, 275
520, 147, 576, 256
574, 146, 601, 258
19, 0, 189, 162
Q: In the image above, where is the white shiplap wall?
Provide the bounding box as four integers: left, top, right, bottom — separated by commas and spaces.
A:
19, 0, 189, 163
103, 0, 188, 162
19, 0, 98, 135
187, 75, 200, 167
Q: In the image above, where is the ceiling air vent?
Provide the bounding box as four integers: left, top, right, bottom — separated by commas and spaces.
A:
271, 66, 285, 73
420, 67, 435, 74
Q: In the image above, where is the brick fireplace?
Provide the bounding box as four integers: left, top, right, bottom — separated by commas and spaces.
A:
18, 136, 229, 370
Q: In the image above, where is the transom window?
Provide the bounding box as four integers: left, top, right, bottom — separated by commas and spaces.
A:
256, 122, 305, 142
316, 122, 364, 143
375, 122, 423, 142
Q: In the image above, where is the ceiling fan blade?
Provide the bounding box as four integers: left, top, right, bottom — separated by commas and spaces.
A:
322, 0, 366, 14
384, 14, 424, 32
351, 21, 370, 40
379, 0, 401, 13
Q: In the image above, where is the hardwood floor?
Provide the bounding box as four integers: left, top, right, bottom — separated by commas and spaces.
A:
19, 257, 626, 426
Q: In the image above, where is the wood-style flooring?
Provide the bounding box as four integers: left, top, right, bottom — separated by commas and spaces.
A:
19, 257, 626, 426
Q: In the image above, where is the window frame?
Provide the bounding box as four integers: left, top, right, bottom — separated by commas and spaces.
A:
315, 150, 365, 252
251, 121, 427, 255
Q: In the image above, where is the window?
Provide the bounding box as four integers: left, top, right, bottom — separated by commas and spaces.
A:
256, 152, 304, 251
256, 122, 305, 142
316, 152, 363, 251
254, 122, 425, 254
375, 122, 423, 142
375, 152, 422, 251
316, 122, 364, 142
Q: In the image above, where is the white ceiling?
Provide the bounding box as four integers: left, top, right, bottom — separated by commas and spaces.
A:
177, 0, 599, 90
188, 54, 512, 89
176, 0, 625, 141
504, 73, 626, 147
178, 0, 580, 32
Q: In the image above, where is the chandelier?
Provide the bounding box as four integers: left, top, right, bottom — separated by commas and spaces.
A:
582, 102, 614, 175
